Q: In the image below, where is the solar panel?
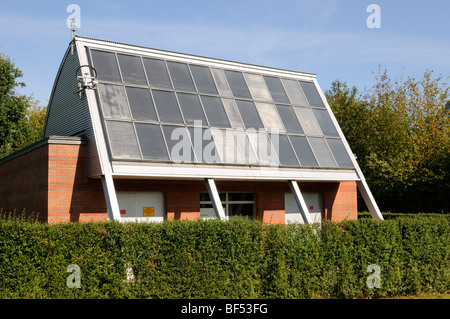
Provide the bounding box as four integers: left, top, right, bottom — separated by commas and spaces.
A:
90, 48, 354, 169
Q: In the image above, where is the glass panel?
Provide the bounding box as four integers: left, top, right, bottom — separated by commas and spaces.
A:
288, 135, 319, 167
276, 104, 304, 134
270, 134, 299, 166
117, 54, 146, 85
235, 100, 265, 130
326, 138, 354, 168
247, 131, 279, 166
228, 193, 254, 201
152, 90, 184, 124
224, 70, 252, 99
98, 84, 131, 119
200, 192, 226, 202
222, 99, 244, 129
294, 107, 322, 135
234, 131, 258, 165
200, 96, 231, 128
282, 79, 308, 106
299, 81, 325, 108
200, 204, 218, 219
211, 68, 232, 97
90, 50, 121, 83
308, 137, 337, 167
135, 123, 169, 160
244, 73, 272, 101
162, 125, 195, 163
143, 58, 173, 89
312, 109, 339, 137
176, 93, 207, 125
167, 61, 196, 92
190, 65, 218, 95
188, 127, 220, 163
126, 87, 157, 121
255, 102, 285, 133
105, 121, 141, 159
263, 76, 290, 104
228, 203, 253, 219
210, 128, 244, 164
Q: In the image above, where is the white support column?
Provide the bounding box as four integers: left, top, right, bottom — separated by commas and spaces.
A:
101, 174, 122, 221
205, 178, 227, 220
357, 179, 384, 220
288, 180, 313, 224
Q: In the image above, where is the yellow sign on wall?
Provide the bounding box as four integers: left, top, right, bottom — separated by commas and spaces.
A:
143, 207, 155, 217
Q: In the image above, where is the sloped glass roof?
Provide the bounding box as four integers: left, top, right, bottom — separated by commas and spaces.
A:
88, 48, 354, 169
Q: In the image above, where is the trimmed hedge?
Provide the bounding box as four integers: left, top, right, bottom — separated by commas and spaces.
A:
0, 216, 448, 298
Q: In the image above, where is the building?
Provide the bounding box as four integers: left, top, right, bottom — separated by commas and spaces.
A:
0, 36, 383, 224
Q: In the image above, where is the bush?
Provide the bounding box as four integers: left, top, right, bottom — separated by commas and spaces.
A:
0, 216, 448, 298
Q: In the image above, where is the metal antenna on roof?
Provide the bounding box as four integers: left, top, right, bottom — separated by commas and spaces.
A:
70, 18, 76, 55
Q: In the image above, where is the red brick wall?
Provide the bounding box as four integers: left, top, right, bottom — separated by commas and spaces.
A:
0, 144, 49, 222
47, 143, 107, 223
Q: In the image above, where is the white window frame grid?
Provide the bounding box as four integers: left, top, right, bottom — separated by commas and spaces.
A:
200, 192, 255, 220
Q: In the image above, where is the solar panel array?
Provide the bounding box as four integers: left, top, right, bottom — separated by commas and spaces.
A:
89, 49, 354, 168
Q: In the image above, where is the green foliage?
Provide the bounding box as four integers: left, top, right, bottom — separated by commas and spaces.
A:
0, 217, 448, 299
0, 52, 47, 159
326, 69, 450, 213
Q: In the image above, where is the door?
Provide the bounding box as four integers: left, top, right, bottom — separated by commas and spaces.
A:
117, 192, 165, 222
285, 192, 322, 224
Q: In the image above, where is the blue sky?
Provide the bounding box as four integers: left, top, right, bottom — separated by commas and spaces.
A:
1, 0, 449, 105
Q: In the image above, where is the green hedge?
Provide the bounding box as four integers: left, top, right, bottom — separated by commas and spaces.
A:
0, 216, 448, 299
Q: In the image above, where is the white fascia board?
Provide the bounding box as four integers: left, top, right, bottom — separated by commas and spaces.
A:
111, 162, 359, 181
75, 37, 316, 81
75, 39, 112, 175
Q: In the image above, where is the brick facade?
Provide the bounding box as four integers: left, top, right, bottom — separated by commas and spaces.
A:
0, 138, 358, 223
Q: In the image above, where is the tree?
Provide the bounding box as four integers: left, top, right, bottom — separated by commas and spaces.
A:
326, 69, 450, 213
0, 52, 46, 159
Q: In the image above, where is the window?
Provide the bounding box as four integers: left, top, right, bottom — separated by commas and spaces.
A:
143, 58, 173, 89
244, 73, 272, 101
200, 192, 255, 219
152, 90, 184, 124
282, 79, 308, 106
176, 92, 207, 125
299, 81, 325, 108
312, 108, 339, 137
105, 121, 141, 159
167, 61, 196, 92
91, 50, 121, 83
235, 100, 265, 130
117, 54, 147, 85
200, 95, 231, 128
308, 137, 337, 167
224, 70, 252, 99
264, 76, 290, 104
98, 84, 131, 119
255, 102, 285, 133
126, 86, 157, 121
135, 123, 169, 160
190, 64, 218, 95
276, 104, 304, 134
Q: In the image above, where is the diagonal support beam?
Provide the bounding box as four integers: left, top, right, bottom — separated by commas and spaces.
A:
205, 178, 227, 220
357, 179, 384, 220
288, 180, 313, 224
101, 174, 122, 221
